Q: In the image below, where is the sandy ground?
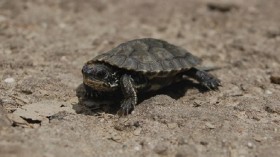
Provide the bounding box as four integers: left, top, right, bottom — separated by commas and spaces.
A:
1, 0, 280, 156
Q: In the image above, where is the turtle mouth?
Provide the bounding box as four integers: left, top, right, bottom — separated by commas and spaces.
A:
83, 77, 117, 91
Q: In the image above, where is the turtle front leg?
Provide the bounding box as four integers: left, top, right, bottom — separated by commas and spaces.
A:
186, 67, 221, 90
118, 74, 137, 115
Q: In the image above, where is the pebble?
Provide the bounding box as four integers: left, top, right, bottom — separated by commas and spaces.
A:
167, 123, 177, 129
247, 142, 253, 149
205, 122, 216, 129
133, 145, 141, 151
60, 56, 67, 61
154, 144, 168, 155
110, 135, 122, 142
254, 135, 263, 142
133, 128, 142, 136
178, 137, 188, 145
7, 114, 28, 127
4, 78, 15, 83
264, 90, 272, 95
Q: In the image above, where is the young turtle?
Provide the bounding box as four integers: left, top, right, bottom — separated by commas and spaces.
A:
82, 38, 221, 115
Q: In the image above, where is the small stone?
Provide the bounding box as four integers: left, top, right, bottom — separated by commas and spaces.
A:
205, 122, 216, 129
59, 23, 67, 29
4, 78, 15, 83
264, 90, 273, 95
133, 128, 142, 136
167, 123, 177, 129
60, 56, 67, 61
254, 135, 263, 142
110, 135, 122, 142
252, 116, 260, 121
154, 143, 168, 155
7, 114, 28, 127
178, 137, 188, 145
133, 144, 141, 151
247, 142, 253, 149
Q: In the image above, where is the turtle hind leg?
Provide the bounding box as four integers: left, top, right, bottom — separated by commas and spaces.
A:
185, 67, 221, 90
118, 74, 137, 116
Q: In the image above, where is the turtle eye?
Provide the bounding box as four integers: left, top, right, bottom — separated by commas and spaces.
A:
95, 70, 108, 79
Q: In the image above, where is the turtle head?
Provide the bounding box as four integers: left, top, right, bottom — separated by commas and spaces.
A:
82, 62, 119, 91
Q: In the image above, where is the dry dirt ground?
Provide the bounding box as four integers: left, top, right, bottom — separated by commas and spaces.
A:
1, 0, 280, 157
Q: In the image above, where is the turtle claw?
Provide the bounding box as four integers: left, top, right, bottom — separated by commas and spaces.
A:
117, 74, 137, 116
187, 68, 221, 90
202, 78, 221, 90
117, 109, 128, 117
117, 98, 135, 116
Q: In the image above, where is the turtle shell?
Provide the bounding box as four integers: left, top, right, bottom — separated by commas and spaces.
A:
92, 38, 201, 74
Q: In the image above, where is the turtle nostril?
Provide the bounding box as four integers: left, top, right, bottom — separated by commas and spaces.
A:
82, 66, 88, 73
82, 66, 94, 76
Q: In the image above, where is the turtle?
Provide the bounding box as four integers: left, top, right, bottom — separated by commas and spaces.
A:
82, 38, 221, 115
